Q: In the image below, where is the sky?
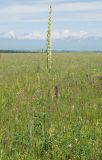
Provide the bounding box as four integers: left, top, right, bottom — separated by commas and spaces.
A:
0, 0, 102, 51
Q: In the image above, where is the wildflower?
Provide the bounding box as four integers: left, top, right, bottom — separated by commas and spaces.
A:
2, 139, 8, 146
54, 85, 59, 98
49, 126, 55, 136
72, 105, 75, 109
69, 144, 72, 148
47, 3, 52, 71
75, 138, 78, 143
97, 74, 102, 80
63, 126, 66, 133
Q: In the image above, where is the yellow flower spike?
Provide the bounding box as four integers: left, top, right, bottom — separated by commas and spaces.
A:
47, 3, 52, 72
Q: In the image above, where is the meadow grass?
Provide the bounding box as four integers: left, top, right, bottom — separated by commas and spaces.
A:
0, 53, 102, 160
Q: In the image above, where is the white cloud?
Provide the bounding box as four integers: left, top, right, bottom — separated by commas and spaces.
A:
54, 30, 102, 40
0, 30, 102, 40
0, 1, 102, 22
54, 2, 102, 12
0, 1, 102, 13
1, 31, 16, 39
0, 31, 46, 40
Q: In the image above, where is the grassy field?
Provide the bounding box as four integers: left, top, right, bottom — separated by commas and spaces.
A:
0, 53, 102, 160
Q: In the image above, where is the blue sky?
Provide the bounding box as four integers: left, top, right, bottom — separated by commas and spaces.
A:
0, 0, 102, 51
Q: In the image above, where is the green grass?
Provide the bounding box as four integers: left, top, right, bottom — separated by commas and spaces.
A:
0, 53, 102, 160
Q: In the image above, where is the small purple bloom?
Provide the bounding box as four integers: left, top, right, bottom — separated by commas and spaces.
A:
54, 85, 59, 98
3, 139, 8, 145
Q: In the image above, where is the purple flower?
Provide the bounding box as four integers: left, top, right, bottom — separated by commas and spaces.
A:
54, 85, 59, 98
